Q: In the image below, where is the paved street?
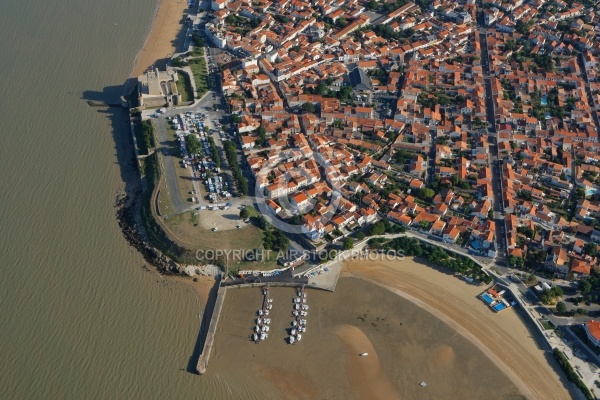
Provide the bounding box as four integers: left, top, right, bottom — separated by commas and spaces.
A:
476, 7, 508, 262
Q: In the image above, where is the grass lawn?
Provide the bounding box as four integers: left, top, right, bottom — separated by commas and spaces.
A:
191, 46, 204, 57
540, 319, 554, 330
156, 178, 175, 217
176, 72, 194, 103
189, 57, 208, 98
163, 212, 263, 251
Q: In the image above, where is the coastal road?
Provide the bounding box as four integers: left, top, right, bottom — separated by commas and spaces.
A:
154, 117, 190, 214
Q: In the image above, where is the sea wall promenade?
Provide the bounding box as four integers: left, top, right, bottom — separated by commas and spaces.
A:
196, 284, 226, 375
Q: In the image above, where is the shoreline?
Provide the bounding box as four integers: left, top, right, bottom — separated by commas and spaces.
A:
342, 272, 533, 399
111, 2, 571, 397
130, 0, 189, 78
342, 259, 571, 400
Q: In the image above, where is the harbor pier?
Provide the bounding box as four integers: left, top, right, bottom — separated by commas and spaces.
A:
196, 283, 226, 375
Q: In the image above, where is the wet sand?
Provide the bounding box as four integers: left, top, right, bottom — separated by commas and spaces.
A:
208, 277, 524, 400
343, 257, 570, 400
130, 0, 188, 77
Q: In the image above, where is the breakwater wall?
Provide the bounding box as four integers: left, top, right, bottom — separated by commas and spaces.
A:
222, 281, 332, 292
196, 284, 226, 374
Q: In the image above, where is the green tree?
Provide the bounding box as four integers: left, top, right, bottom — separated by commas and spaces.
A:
421, 188, 435, 200
581, 280, 592, 294
301, 102, 315, 113
343, 238, 354, 250
556, 301, 568, 314
254, 125, 267, 146
369, 221, 386, 236
584, 242, 598, 257
335, 17, 347, 28
357, 231, 366, 241
240, 208, 250, 219
185, 134, 202, 155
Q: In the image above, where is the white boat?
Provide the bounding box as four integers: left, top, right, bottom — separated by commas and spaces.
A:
289, 336, 295, 344
291, 328, 297, 335
292, 320, 298, 326
252, 333, 258, 341
257, 318, 262, 324
299, 327, 306, 333
294, 304, 300, 310
292, 310, 299, 316
302, 305, 309, 310
300, 319, 306, 325
258, 310, 263, 316
260, 332, 266, 340
294, 297, 300, 303
303, 293, 307, 298
268, 298, 273, 303
296, 334, 302, 341
359, 353, 368, 357
254, 325, 260, 332
419, 381, 427, 388
267, 304, 272, 310
265, 310, 269, 315
300, 311, 307, 316
264, 318, 271, 324
264, 326, 270, 332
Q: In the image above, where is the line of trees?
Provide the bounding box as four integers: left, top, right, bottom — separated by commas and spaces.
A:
368, 236, 493, 283
224, 141, 248, 196
552, 349, 595, 400
207, 137, 221, 168
251, 215, 289, 251
141, 120, 155, 149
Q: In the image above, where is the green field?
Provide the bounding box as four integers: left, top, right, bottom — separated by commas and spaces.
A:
176, 72, 194, 103
189, 57, 208, 99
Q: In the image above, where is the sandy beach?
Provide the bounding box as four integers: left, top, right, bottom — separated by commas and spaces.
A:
208, 275, 524, 400
343, 257, 571, 400
131, 0, 188, 77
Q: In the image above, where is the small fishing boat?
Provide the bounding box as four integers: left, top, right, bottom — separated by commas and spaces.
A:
289, 336, 295, 344
359, 353, 368, 357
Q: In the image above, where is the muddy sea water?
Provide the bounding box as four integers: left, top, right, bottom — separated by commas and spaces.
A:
0, 0, 231, 398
